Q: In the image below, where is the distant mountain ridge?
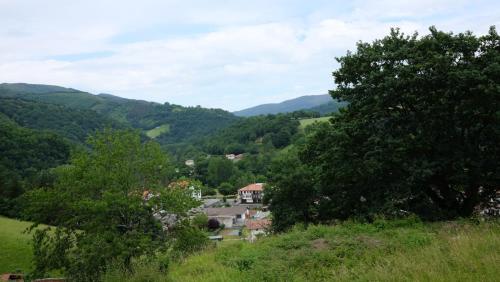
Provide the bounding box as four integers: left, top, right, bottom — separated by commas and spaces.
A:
233, 94, 343, 116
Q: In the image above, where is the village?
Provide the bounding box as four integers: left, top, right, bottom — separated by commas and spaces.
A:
180, 154, 272, 242
202, 182, 271, 242
149, 155, 272, 243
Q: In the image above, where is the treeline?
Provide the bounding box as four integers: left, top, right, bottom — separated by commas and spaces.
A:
201, 114, 300, 155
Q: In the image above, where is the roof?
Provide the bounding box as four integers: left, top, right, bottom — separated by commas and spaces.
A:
239, 183, 264, 192
206, 206, 247, 216
245, 219, 271, 230
203, 198, 221, 207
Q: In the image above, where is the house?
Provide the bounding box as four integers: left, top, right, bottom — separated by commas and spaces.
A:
245, 219, 271, 242
185, 159, 195, 167
238, 183, 265, 203
205, 206, 248, 228
234, 154, 244, 162
225, 154, 236, 160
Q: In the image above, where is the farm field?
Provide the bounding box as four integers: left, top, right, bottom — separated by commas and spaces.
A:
146, 124, 170, 138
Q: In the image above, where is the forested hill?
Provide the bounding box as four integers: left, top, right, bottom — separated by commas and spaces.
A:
233, 94, 344, 116
0, 98, 125, 143
0, 83, 240, 145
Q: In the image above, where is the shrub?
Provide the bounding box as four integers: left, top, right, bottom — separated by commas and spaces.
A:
208, 218, 220, 230
192, 214, 208, 230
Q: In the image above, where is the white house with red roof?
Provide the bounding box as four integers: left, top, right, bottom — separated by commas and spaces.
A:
238, 183, 265, 203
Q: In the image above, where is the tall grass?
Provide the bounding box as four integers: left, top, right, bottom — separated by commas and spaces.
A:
107, 218, 499, 282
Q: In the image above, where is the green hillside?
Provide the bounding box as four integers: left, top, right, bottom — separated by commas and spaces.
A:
0, 98, 125, 143
104, 219, 500, 282
0, 216, 35, 273
0, 113, 70, 217
0, 83, 240, 145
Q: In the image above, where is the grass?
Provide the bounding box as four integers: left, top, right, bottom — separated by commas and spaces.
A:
0, 216, 34, 273
109, 218, 499, 282
299, 116, 331, 129
3, 215, 498, 281
146, 124, 170, 138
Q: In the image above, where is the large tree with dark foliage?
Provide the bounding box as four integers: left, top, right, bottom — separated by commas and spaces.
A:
265, 148, 319, 231
302, 27, 500, 220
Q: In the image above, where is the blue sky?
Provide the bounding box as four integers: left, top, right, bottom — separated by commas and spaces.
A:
1, 0, 498, 111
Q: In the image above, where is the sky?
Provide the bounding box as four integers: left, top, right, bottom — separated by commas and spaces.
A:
1, 1, 499, 111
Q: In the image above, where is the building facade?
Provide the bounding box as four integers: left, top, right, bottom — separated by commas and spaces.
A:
238, 183, 264, 203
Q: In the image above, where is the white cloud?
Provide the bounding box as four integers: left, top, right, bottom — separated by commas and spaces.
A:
0, 0, 498, 110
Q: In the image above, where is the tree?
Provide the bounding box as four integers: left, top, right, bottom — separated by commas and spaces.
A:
191, 213, 209, 230
218, 182, 236, 196
207, 157, 234, 187
23, 129, 198, 281
265, 149, 319, 231
303, 26, 500, 220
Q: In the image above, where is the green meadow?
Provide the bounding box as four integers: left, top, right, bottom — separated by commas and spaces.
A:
146, 124, 170, 138
0, 216, 34, 273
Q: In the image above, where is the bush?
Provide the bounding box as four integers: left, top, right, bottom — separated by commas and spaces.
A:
208, 218, 220, 230
192, 214, 209, 230
218, 182, 236, 196
172, 223, 209, 258
200, 186, 216, 196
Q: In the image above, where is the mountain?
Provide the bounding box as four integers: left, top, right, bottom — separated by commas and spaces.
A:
0, 83, 240, 145
233, 94, 343, 117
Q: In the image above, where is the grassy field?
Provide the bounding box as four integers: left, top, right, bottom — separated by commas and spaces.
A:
299, 116, 331, 129
0, 216, 34, 273
146, 124, 170, 138
105, 218, 499, 282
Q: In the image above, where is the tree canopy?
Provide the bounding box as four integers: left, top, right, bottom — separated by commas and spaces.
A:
302, 26, 500, 220
266, 27, 500, 231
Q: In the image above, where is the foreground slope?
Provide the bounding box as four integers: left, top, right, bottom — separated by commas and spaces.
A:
105, 219, 499, 282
